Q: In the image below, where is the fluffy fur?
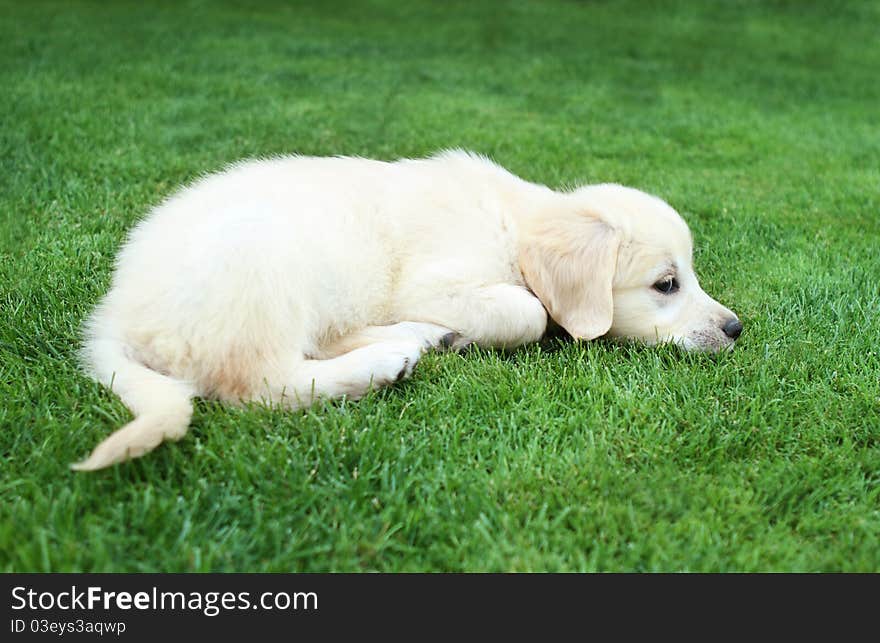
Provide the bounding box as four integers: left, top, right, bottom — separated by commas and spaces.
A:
74, 151, 740, 470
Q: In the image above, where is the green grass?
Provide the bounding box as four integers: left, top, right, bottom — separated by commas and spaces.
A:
2, 0, 879, 572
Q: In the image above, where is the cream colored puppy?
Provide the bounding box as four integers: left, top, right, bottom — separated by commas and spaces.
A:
74, 151, 741, 470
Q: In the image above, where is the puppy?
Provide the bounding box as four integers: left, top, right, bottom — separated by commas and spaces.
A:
74, 151, 741, 470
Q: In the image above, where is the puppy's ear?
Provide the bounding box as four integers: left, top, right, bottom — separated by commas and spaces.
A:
519, 213, 621, 340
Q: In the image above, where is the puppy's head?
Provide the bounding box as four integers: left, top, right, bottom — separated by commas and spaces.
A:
520, 184, 741, 352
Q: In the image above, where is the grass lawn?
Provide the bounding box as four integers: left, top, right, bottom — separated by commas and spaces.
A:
1, 0, 879, 572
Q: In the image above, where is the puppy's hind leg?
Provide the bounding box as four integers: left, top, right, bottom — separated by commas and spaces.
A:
262, 322, 456, 408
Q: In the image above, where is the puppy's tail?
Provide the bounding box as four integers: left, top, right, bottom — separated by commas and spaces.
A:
72, 332, 196, 472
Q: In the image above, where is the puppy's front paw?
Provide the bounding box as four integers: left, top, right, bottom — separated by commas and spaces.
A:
449, 336, 475, 352
439, 331, 458, 350
411, 324, 471, 352
392, 321, 460, 352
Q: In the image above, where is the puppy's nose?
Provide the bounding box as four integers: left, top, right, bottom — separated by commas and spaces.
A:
722, 317, 743, 340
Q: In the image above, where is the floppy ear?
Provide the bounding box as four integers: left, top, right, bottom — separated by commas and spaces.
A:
519, 213, 621, 340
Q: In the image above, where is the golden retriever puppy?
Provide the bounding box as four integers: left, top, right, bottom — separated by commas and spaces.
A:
73, 151, 741, 470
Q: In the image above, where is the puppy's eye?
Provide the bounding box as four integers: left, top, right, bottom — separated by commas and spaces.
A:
653, 277, 679, 294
